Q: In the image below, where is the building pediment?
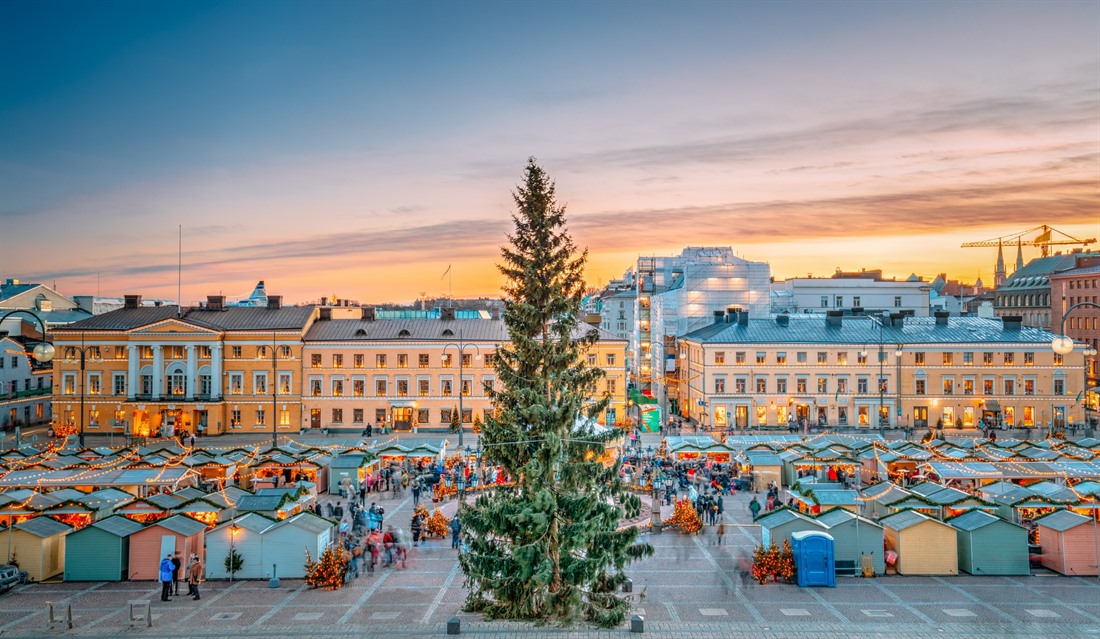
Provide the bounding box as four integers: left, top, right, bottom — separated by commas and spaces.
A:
129, 318, 220, 336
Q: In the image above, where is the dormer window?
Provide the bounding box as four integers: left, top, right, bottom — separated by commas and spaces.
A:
442, 329, 454, 337
398, 329, 411, 338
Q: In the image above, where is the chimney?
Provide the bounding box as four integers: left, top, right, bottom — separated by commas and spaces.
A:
851, 306, 864, 315
934, 310, 950, 326
776, 314, 790, 327
319, 307, 332, 321
440, 308, 456, 321
206, 295, 224, 311
713, 310, 725, 323
737, 311, 748, 326
124, 294, 142, 309
361, 307, 376, 321
825, 310, 843, 328
319, 297, 328, 307
1002, 315, 1022, 330
267, 295, 282, 310
891, 312, 905, 327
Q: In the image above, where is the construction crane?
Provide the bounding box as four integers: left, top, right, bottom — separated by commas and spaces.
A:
961, 225, 1095, 258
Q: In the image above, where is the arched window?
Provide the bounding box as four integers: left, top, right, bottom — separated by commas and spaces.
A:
442, 329, 454, 337
398, 329, 411, 338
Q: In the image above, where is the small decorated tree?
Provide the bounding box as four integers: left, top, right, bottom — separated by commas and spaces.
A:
449, 406, 460, 433
751, 542, 788, 584
426, 508, 450, 538
664, 499, 702, 534
304, 546, 347, 590
778, 539, 797, 583
472, 414, 482, 434
224, 547, 244, 578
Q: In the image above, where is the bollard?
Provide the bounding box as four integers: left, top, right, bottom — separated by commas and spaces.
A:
269, 564, 279, 588
446, 617, 461, 635
621, 578, 633, 593
630, 614, 644, 633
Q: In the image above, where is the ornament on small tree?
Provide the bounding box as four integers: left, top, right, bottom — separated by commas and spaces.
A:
778, 539, 797, 583
304, 545, 348, 590
664, 498, 702, 534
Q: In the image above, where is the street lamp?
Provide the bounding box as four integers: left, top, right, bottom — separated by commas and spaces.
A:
860, 319, 901, 438
443, 329, 480, 449
53, 330, 99, 449
0, 310, 55, 446
270, 331, 279, 449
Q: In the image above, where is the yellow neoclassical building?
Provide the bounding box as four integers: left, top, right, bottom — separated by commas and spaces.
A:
678, 310, 1087, 432
51, 299, 627, 439
50, 295, 315, 439
301, 307, 628, 432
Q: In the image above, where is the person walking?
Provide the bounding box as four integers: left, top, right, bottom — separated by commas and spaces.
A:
748, 496, 762, 519
171, 551, 183, 596
411, 513, 423, 547
159, 554, 175, 602
716, 521, 726, 546
188, 555, 203, 600
449, 515, 462, 550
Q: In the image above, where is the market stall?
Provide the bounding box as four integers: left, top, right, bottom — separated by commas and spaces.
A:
948, 510, 1030, 575
127, 514, 207, 581
5, 517, 71, 581
816, 508, 885, 576
1034, 510, 1100, 576
880, 510, 958, 575
757, 508, 827, 547
63, 515, 144, 581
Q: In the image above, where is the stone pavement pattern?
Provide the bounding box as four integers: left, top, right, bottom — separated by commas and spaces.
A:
3, 482, 1100, 638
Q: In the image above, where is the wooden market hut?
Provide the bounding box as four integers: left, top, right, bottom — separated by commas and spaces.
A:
6, 517, 71, 581
327, 453, 374, 494
257, 512, 335, 579
816, 508, 885, 576
204, 513, 278, 579
63, 515, 145, 581
948, 510, 1030, 575
789, 482, 860, 516
880, 510, 958, 575
742, 451, 783, 492
757, 508, 827, 547
170, 497, 227, 528
1034, 510, 1100, 576
127, 514, 207, 581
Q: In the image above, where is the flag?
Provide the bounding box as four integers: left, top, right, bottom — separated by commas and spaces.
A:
441, 264, 451, 279
1076, 390, 1084, 402
834, 388, 840, 402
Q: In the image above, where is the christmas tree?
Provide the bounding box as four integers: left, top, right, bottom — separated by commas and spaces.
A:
304, 546, 347, 590
458, 159, 653, 627
778, 539, 797, 583
449, 406, 460, 433
664, 499, 702, 534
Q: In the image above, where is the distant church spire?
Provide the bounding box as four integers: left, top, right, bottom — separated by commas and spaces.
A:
994, 240, 1006, 287
1015, 238, 1025, 272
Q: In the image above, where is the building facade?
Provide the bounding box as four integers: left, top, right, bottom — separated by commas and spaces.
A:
302, 309, 629, 431
50, 295, 314, 438
0, 336, 52, 431
634, 247, 771, 416
772, 274, 931, 316
994, 251, 1100, 330
1049, 258, 1100, 390
679, 310, 1086, 432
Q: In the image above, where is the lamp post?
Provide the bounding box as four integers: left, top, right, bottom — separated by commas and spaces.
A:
1085, 346, 1098, 439
443, 329, 479, 449
0, 310, 55, 446
1051, 301, 1100, 439
62, 332, 99, 449
860, 318, 900, 439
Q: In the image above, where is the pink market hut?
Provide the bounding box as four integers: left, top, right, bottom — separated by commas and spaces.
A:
1034, 510, 1100, 576
127, 514, 207, 581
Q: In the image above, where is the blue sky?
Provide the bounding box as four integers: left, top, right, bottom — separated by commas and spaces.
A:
1, 0, 1097, 303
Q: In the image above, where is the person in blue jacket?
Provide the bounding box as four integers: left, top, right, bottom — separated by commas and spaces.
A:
159, 554, 175, 602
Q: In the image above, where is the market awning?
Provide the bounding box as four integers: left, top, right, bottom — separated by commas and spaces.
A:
983, 401, 1001, 412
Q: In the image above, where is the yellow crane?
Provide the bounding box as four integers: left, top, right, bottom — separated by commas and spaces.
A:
961, 225, 1095, 258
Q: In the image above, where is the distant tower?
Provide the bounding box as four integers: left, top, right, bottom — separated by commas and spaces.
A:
994, 240, 1006, 287
1015, 238, 1025, 273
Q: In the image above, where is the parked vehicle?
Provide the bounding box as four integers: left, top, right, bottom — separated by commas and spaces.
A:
0, 564, 24, 594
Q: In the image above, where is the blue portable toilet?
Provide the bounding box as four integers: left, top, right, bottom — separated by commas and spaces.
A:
791, 530, 836, 588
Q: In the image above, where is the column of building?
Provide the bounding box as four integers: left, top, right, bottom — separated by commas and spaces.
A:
152, 345, 163, 399
127, 345, 139, 399
186, 345, 197, 399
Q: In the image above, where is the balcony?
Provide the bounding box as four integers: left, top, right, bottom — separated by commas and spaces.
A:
129, 394, 223, 403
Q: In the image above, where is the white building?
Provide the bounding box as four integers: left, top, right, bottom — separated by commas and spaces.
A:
598, 289, 636, 374
772, 273, 930, 317
0, 335, 52, 431
634, 247, 771, 415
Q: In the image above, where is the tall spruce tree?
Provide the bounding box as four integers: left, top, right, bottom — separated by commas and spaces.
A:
459, 158, 652, 627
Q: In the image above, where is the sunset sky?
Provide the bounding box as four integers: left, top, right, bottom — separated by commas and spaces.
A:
1, 0, 1097, 305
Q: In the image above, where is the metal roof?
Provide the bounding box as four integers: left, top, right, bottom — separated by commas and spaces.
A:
152, 514, 208, 537
15, 516, 72, 538
1034, 509, 1090, 531
57, 305, 315, 332
949, 509, 1020, 532
880, 509, 944, 531
235, 494, 292, 512
90, 515, 146, 537
213, 513, 277, 535
755, 508, 824, 528
272, 512, 333, 535
304, 317, 624, 343
682, 315, 1058, 345
815, 508, 881, 529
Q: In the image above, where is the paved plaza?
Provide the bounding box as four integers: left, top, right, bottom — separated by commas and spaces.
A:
3, 469, 1100, 639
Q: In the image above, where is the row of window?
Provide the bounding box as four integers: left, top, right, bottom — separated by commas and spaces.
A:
65, 345, 297, 361
708, 350, 1056, 366
819, 295, 905, 308
711, 403, 1053, 428
711, 375, 1066, 396
308, 352, 501, 369
2, 377, 47, 393
304, 376, 619, 397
